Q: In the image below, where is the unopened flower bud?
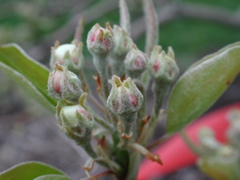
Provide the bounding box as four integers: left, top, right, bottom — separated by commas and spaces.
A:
111, 25, 132, 59
56, 93, 94, 145
148, 45, 179, 83
48, 64, 83, 104
107, 75, 143, 123
87, 23, 114, 57
50, 42, 84, 74
124, 45, 148, 78
198, 127, 221, 153
109, 25, 132, 77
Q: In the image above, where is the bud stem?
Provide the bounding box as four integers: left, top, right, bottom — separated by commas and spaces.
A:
127, 71, 138, 79
179, 129, 206, 156
138, 110, 165, 146
81, 141, 97, 159
180, 129, 206, 156
134, 79, 145, 118
94, 114, 114, 132
111, 59, 125, 77
153, 81, 170, 117
118, 113, 137, 148
93, 55, 109, 100
127, 151, 142, 180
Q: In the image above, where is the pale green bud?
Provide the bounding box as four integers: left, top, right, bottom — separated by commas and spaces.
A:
56, 93, 94, 145
107, 75, 143, 123
50, 42, 84, 74
48, 64, 83, 104
148, 45, 179, 83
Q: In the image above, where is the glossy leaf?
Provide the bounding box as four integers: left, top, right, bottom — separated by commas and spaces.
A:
34, 174, 71, 180
167, 42, 240, 134
0, 44, 57, 113
0, 162, 66, 180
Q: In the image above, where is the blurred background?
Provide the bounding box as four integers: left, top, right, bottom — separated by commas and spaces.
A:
0, 0, 240, 179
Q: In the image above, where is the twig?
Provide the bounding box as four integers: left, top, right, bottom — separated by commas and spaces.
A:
132, 2, 240, 40
94, 114, 114, 132
119, 0, 131, 35
89, 95, 105, 112
147, 134, 170, 150
142, 0, 159, 56
74, 16, 85, 42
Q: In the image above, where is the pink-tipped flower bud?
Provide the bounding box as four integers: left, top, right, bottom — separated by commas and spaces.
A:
48, 64, 83, 104
124, 45, 148, 78
50, 42, 84, 74
56, 93, 94, 145
87, 23, 114, 57
111, 25, 132, 59
148, 45, 179, 83
107, 75, 143, 123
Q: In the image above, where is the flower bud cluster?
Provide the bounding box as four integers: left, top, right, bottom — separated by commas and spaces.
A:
47, 9, 181, 173
48, 34, 96, 154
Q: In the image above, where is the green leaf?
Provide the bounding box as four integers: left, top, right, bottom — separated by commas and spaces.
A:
166, 42, 240, 134
0, 161, 66, 180
0, 44, 57, 113
34, 174, 71, 180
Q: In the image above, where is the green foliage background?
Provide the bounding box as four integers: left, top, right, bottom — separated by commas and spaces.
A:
1, 0, 240, 70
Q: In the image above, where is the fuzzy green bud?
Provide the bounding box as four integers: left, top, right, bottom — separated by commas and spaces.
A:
50, 42, 84, 74
107, 75, 143, 123
148, 45, 179, 83
110, 25, 132, 77
111, 25, 132, 59
124, 45, 148, 78
87, 23, 114, 58
56, 93, 94, 145
48, 64, 83, 104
